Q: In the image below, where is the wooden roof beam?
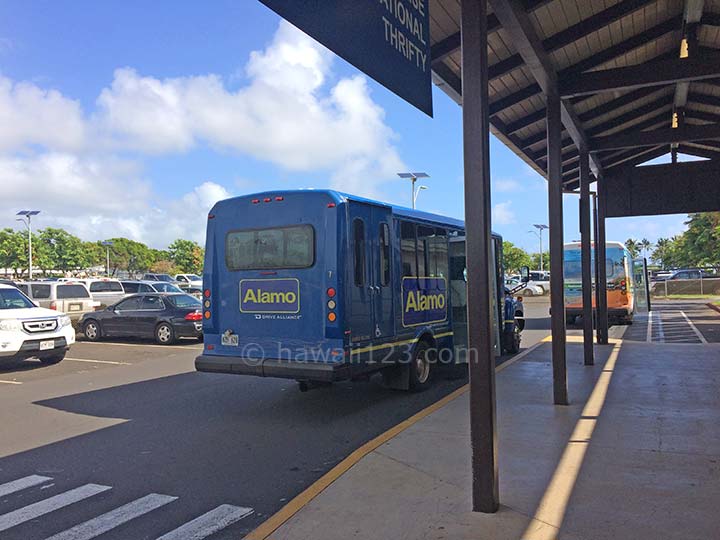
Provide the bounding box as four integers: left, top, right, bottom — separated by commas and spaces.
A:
488, 0, 601, 175
560, 50, 720, 98
489, 15, 683, 116
589, 122, 720, 151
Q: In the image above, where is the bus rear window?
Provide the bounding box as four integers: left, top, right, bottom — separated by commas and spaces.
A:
226, 225, 314, 270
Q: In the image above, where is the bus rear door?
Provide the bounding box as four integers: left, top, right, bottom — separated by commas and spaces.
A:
347, 202, 394, 344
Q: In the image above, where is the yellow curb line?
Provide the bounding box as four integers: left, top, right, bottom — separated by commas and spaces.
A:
244, 339, 547, 540
541, 334, 622, 344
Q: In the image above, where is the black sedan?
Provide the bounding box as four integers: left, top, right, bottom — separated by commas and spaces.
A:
79, 293, 203, 345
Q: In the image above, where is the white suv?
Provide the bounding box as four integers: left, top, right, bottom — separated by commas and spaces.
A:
0, 284, 75, 366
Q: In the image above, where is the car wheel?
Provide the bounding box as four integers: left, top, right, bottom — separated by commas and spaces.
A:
408, 341, 434, 392
40, 353, 65, 365
83, 320, 102, 342
155, 323, 175, 345
523, 288, 534, 297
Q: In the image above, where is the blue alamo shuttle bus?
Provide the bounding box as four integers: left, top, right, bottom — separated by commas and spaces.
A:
195, 190, 522, 391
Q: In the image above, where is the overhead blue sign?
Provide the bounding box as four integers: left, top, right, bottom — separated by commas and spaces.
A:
240, 278, 300, 314
402, 277, 447, 327
258, 0, 433, 116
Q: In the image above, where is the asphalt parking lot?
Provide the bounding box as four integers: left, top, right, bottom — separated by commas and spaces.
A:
1, 316, 553, 540
3, 299, 713, 539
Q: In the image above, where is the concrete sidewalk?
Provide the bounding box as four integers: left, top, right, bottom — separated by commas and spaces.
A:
267, 340, 720, 540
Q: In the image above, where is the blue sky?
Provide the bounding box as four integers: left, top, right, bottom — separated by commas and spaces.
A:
0, 1, 689, 251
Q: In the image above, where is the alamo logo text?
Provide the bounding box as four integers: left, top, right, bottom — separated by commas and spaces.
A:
240, 279, 300, 314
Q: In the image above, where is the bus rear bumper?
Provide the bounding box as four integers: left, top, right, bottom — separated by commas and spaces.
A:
195, 354, 351, 382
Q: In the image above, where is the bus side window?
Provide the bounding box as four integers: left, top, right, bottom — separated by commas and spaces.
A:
400, 221, 416, 277
429, 228, 448, 278
353, 218, 365, 286
379, 223, 390, 286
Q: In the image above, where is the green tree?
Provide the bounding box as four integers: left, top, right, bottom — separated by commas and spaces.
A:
502, 241, 532, 273
0, 228, 27, 277
530, 251, 549, 271
168, 239, 204, 274
103, 238, 154, 277
36, 228, 93, 275
624, 238, 640, 258
638, 238, 653, 259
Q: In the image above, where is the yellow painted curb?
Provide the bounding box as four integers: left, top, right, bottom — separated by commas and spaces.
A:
245, 338, 547, 540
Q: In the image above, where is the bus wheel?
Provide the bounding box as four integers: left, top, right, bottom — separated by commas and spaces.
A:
409, 341, 434, 392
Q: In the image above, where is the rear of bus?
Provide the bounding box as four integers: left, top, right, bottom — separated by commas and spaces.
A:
195, 191, 349, 382
563, 241, 635, 323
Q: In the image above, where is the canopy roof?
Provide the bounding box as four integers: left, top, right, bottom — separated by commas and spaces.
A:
429, 0, 720, 189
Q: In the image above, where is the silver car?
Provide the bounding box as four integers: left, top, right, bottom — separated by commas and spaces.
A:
79, 278, 127, 308
16, 281, 100, 326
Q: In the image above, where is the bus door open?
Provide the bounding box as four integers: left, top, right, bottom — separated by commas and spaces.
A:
348, 203, 393, 343
448, 235, 501, 360
632, 258, 649, 313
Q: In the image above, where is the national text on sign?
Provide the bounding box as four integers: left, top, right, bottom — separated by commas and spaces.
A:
380, 0, 428, 72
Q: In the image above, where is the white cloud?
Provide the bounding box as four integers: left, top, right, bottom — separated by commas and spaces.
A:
93, 21, 404, 196
0, 152, 229, 247
493, 178, 520, 192
0, 77, 86, 152
492, 201, 515, 225
0, 20, 406, 244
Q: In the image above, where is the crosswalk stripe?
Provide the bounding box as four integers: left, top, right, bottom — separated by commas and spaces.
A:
0, 484, 111, 532
0, 475, 53, 498
156, 504, 254, 540
44, 493, 178, 540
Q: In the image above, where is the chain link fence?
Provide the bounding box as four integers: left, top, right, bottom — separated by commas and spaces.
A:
650, 268, 720, 297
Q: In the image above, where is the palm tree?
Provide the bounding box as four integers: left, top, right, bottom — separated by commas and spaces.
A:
624, 238, 639, 258
639, 238, 653, 259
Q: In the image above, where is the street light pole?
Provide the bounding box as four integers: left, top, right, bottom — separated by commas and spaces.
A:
102, 241, 114, 277
16, 210, 40, 280
533, 224, 549, 271
398, 172, 430, 209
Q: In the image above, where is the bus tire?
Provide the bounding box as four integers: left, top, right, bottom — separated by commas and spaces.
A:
408, 341, 434, 392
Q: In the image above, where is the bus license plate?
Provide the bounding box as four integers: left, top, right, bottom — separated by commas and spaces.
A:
222, 335, 239, 347
39, 340, 54, 351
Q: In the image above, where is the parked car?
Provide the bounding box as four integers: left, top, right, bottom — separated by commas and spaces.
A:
80, 293, 203, 345
142, 273, 180, 285
174, 273, 203, 289
0, 283, 75, 366
0, 278, 17, 287
505, 277, 544, 297
528, 271, 551, 294
121, 280, 184, 294
79, 278, 127, 308
15, 281, 100, 328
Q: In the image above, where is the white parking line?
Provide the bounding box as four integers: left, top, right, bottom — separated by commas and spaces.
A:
45, 493, 178, 540
155, 504, 254, 540
65, 358, 131, 366
75, 341, 202, 351
0, 475, 53, 498
680, 311, 708, 344
0, 380, 22, 385
646, 311, 653, 343
0, 484, 111, 532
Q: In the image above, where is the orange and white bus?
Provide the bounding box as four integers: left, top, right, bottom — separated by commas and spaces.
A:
563, 241, 636, 325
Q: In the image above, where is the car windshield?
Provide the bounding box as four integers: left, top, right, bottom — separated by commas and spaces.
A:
153, 283, 183, 293
185, 274, 201, 281
166, 294, 201, 308
157, 275, 174, 282
0, 288, 35, 309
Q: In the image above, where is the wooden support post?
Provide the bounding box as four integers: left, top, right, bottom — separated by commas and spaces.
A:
547, 90, 568, 405
579, 150, 594, 365
461, 0, 499, 513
